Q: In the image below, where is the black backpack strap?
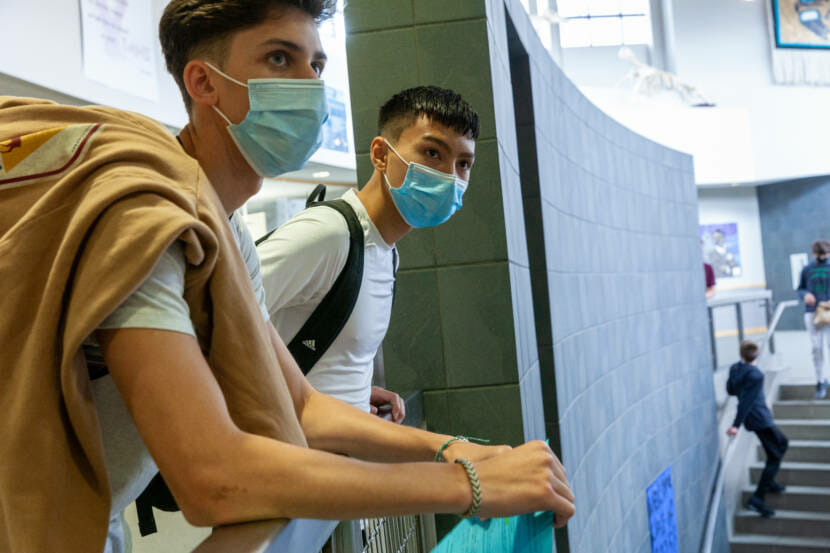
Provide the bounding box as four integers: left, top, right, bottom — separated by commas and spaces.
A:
134, 472, 180, 536
287, 198, 364, 374
306, 183, 327, 207
254, 184, 329, 247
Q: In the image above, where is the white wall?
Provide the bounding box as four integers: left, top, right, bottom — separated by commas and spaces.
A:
672, 0, 830, 183
556, 0, 830, 185
697, 186, 767, 291
581, 87, 756, 185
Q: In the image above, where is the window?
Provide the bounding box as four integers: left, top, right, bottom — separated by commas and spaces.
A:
558, 0, 652, 48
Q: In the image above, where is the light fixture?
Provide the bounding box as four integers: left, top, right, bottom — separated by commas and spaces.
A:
312, 171, 331, 178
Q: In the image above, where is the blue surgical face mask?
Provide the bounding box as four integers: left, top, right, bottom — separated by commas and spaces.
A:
383, 140, 468, 228
206, 62, 329, 178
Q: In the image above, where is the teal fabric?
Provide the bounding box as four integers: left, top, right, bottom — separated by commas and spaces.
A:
432, 511, 553, 553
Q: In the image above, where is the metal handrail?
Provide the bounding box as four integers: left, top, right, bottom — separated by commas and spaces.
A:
706, 290, 775, 370
699, 299, 799, 553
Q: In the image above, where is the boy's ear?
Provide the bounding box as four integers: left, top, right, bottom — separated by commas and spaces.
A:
370, 137, 389, 172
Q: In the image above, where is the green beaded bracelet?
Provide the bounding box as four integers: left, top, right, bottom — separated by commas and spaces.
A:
455, 458, 482, 518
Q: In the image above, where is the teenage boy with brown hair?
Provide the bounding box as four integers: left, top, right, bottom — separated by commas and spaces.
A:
726, 340, 789, 518
0, 1, 574, 551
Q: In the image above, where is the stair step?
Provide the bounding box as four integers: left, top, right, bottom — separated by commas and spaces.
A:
777, 421, 830, 441
775, 401, 830, 420
734, 509, 830, 538
731, 534, 830, 553
758, 441, 830, 463
742, 486, 830, 513
750, 462, 830, 487
780, 384, 830, 401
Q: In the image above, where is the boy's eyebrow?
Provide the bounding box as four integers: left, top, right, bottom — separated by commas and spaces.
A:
421, 135, 475, 158
260, 38, 328, 61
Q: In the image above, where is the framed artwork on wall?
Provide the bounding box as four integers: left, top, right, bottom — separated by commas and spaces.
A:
772, 0, 830, 49
700, 223, 743, 279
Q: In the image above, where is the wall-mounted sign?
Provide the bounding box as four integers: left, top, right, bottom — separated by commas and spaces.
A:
791, 252, 809, 289
647, 467, 679, 553
79, 0, 159, 101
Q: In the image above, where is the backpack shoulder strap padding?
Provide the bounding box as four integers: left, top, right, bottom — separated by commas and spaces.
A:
286, 198, 364, 374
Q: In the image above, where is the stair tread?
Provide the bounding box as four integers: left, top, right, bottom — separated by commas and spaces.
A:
750, 461, 830, 470
736, 509, 830, 521
777, 400, 830, 405
741, 485, 830, 495
777, 420, 830, 426
731, 534, 830, 546
778, 441, 830, 447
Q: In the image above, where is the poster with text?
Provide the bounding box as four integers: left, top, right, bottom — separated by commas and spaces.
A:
701, 223, 742, 279
80, 0, 159, 101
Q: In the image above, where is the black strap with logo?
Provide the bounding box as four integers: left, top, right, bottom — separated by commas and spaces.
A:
284, 187, 365, 375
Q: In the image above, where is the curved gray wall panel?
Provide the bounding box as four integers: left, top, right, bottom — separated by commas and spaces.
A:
490, 1, 719, 552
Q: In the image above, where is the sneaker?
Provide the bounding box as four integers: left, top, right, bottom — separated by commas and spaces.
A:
746, 495, 775, 518
768, 481, 786, 494
816, 380, 829, 400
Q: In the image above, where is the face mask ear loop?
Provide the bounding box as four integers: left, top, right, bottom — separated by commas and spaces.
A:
204, 61, 249, 88
384, 139, 409, 166
212, 105, 233, 126
382, 139, 408, 190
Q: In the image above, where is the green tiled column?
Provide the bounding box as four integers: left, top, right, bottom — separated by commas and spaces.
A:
344, 0, 531, 449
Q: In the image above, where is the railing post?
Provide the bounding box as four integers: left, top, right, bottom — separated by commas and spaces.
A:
766, 298, 776, 354
735, 302, 745, 343
708, 305, 718, 370
330, 521, 362, 553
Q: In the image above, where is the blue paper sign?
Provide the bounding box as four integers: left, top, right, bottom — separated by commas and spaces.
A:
646, 467, 679, 553
432, 511, 554, 553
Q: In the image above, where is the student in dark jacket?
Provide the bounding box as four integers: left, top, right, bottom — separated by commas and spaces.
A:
726, 340, 789, 518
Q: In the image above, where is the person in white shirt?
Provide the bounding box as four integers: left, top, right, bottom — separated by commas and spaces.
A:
259, 86, 478, 422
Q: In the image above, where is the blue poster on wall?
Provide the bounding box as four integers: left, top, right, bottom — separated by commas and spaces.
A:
646, 467, 678, 553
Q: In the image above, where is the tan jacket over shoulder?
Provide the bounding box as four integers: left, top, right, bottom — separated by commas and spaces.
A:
0, 97, 306, 552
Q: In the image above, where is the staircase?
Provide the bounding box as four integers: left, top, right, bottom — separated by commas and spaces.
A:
730, 383, 830, 553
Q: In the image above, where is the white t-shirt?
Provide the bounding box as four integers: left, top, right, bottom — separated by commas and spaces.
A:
258, 189, 397, 412
85, 211, 269, 553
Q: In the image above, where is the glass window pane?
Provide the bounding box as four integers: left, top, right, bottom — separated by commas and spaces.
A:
557, 0, 588, 18
622, 15, 651, 44
559, 18, 592, 47
589, 0, 621, 16
590, 16, 623, 46
621, 0, 649, 15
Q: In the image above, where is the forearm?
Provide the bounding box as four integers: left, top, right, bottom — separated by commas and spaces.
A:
198, 431, 469, 525
267, 324, 458, 462
300, 389, 453, 462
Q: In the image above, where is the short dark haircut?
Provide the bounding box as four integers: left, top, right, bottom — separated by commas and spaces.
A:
378, 86, 480, 142
740, 340, 760, 363
160, 0, 336, 112
813, 240, 830, 256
